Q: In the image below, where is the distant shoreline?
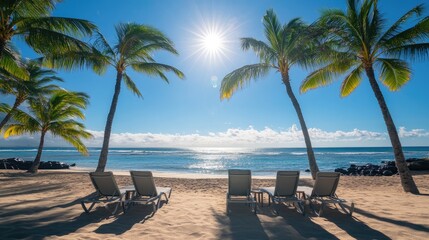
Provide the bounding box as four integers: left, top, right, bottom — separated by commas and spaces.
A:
54, 167, 284, 179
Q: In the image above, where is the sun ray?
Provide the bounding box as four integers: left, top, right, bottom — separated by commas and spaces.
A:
186, 18, 239, 66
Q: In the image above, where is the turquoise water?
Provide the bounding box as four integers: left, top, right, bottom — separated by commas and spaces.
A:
0, 147, 428, 176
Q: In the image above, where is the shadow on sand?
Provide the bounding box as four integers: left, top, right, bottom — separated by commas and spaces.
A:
319, 206, 391, 240
95, 201, 168, 235
0, 194, 112, 239
213, 203, 339, 240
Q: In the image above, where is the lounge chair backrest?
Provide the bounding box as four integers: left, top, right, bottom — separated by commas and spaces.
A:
312, 172, 340, 197
274, 171, 300, 196
130, 171, 158, 197
228, 169, 251, 196
89, 172, 121, 196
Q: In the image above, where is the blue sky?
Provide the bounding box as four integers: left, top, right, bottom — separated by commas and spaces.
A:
2, 0, 429, 147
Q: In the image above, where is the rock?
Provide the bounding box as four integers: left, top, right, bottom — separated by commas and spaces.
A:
0, 158, 73, 170
335, 168, 348, 175
304, 169, 310, 172
406, 158, 429, 171
382, 170, 394, 176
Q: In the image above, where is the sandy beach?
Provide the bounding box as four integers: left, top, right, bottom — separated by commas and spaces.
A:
0, 170, 428, 240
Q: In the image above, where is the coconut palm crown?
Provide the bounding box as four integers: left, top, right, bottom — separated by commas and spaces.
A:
3, 90, 93, 173
0, 0, 97, 79
220, 9, 320, 179
300, 0, 429, 194
44, 23, 185, 172
0, 60, 62, 130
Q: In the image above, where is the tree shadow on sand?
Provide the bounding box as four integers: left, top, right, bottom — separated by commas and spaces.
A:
318, 206, 391, 240
0, 193, 114, 239
94, 201, 168, 235
353, 207, 429, 233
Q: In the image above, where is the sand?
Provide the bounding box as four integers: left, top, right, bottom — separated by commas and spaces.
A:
1, 170, 429, 240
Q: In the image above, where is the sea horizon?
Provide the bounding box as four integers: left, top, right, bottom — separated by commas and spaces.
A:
1, 146, 428, 176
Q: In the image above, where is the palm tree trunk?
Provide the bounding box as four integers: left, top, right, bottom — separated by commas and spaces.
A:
28, 131, 46, 173
365, 66, 419, 194
0, 97, 23, 130
96, 71, 123, 172
282, 72, 319, 179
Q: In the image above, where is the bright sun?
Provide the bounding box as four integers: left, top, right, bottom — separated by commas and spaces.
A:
189, 21, 232, 64
202, 32, 224, 53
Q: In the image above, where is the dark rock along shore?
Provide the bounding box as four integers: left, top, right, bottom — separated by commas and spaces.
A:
334, 158, 429, 176
0, 158, 75, 170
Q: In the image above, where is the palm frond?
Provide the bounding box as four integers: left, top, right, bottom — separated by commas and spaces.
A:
22, 27, 93, 54
220, 64, 271, 100
16, 17, 96, 37
240, 37, 276, 63
340, 65, 363, 97
0, 103, 11, 113
3, 0, 58, 18
382, 16, 429, 49
3, 124, 38, 138
0, 43, 29, 80
92, 31, 115, 57
42, 48, 109, 74
377, 4, 425, 46
263, 9, 281, 50
131, 62, 185, 83
377, 58, 411, 91
300, 58, 356, 93
384, 43, 429, 61
122, 73, 142, 98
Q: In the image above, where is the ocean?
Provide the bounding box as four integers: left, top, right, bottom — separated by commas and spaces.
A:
1, 147, 428, 176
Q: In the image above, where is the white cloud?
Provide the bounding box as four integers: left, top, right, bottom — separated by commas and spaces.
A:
398, 127, 429, 138
2, 124, 427, 148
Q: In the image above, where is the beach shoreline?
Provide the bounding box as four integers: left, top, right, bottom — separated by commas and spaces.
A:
1, 169, 429, 239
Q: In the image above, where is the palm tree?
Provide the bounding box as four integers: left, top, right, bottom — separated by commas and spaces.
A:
300, 0, 429, 194
44, 23, 185, 172
3, 90, 92, 173
220, 9, 320, 179
0, 61, 62, 130
0, 0, 97, 78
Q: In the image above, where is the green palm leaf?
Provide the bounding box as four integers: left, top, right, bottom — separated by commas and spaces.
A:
340, 65, 363, 97
130, 62, 185, 83
220, 64, 271, 100
377, 58, 411, 91
123, 73, 142, 98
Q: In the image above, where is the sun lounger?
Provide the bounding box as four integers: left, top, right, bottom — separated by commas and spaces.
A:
260, 171, 305, 215
81, 171, 127, 215
226, 169, 257, 214
304, 172, 354, 216
125, 171, 172, 218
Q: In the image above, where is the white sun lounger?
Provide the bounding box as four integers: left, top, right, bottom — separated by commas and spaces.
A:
304, 172, 354, 216
260, 171, 305, 215
81, 171, 127, 215
125, 171, 172, 218
226, 169, 257, 214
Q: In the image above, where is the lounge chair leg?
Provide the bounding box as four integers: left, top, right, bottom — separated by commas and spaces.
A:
226, 195, 229, 215
294, 202, 305, 216
350, 202, 354, 216
318, 203, 325, 217
81, 201, 96, 213
254, 203, 257, 214
111, 201, 120, 215
122, 201, 127, 213
81, 201, 89, 213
